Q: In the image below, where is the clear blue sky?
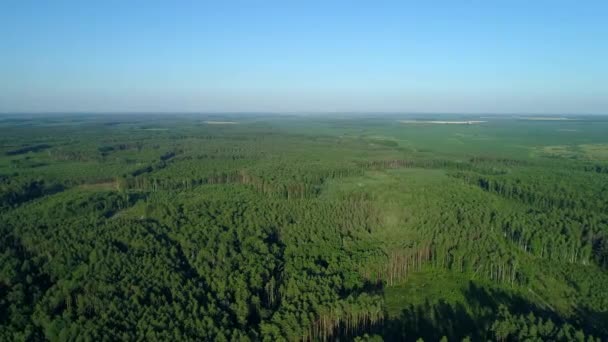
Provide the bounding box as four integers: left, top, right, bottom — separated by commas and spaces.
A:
1, 1, 607, 114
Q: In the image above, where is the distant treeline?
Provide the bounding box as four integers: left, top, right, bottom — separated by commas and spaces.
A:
5, 144, 52, 156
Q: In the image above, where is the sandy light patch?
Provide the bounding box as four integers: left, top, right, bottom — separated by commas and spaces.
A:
520, 117, 575, 121
204, 121, 239, 125
399, 120, 486, 125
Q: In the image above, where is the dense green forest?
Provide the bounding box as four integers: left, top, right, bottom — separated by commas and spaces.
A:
1, 114, 608, 341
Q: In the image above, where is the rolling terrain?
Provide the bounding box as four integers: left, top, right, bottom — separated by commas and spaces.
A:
1, 114, 608, 341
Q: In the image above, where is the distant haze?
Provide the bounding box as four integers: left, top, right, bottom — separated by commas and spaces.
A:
1, 1, 607, 114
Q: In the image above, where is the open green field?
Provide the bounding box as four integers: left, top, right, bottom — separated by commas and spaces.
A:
1, 114, 608, 341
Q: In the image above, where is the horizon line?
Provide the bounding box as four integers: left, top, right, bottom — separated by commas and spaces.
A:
1, 111, 607, 116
